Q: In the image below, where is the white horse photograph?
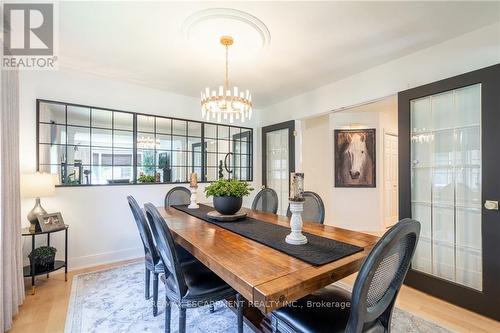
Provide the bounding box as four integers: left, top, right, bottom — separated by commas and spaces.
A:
334, 129, 376, 187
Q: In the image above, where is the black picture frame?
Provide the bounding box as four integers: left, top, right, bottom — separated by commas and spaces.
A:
37, 212, 66, 232
334, 128, 376, 188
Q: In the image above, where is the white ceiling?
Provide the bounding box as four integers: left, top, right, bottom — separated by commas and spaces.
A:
58, 1, 500, 107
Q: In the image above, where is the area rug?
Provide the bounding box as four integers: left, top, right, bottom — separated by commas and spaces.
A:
65, 263, 453, 333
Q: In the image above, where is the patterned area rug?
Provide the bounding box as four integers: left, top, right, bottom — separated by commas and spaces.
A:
65, 263, 453, 333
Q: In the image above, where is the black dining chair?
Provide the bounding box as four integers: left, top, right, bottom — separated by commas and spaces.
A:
127, 195, 164, 316
164, 186, 191, 208
163, 186, 199, 272
286, 191, 325, 224
270, 218, 420, 333
144, 203, 244, 333
252, 188, 279, 214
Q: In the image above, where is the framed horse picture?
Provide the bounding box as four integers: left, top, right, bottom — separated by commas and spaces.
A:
334, 129, 376, 188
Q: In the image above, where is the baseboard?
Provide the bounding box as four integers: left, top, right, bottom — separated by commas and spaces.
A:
67, 247, 143, 271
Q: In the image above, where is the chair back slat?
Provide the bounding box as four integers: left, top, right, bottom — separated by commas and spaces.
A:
252, 188, 279, 214
127, 196, 159, 263
286, 191, 325, 224
346, 219, 420, 332
144, 203, 188, 298
165, 186, 191, 208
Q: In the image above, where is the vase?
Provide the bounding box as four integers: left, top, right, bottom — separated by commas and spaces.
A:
213, 196, 242, 215
29, 254, 55, 274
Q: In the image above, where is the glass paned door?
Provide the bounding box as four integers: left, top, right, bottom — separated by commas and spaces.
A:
263, 121, 295, 216
410, 84, 482, 290
266, 129, 290, 215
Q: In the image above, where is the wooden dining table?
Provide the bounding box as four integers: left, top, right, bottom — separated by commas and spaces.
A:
158, 206, 379, 332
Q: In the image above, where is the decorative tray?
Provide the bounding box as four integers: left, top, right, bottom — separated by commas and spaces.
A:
206, 210, 247, 222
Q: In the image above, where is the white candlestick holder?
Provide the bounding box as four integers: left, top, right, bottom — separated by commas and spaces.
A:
188, 187, 199, 209
285, 200, 308, 245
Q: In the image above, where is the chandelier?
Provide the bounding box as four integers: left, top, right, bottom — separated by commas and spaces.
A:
137, 135, 160, 149
137, 116, 160, 149
201, 36, 252, 123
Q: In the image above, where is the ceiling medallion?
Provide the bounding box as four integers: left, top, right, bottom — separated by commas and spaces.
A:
201, 35, 252, 123
182, 8, 271, 47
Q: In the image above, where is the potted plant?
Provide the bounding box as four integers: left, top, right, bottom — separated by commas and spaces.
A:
138, 173, 156, 183
204, 179, 253, 215
28, 246, 57, 273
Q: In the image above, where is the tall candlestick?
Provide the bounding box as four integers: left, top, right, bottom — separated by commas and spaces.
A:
285, 200, 307, 245
188, 187, 199, 209
190, 172, 198, 188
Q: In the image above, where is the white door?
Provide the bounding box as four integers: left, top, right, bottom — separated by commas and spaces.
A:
266, 128, 290, 215
384, 133, 399, 228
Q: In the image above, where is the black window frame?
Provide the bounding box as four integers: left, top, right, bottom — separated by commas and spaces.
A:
36, 99, 253, 187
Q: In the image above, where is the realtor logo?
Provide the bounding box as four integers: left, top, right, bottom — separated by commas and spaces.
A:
2, 2, 58, 69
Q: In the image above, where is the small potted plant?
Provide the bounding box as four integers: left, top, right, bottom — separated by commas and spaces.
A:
138, 174, 156, 183
204, 179, 253, 215
28, 246, 57, 273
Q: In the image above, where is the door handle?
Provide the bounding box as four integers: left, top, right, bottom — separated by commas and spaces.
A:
484, 200, 499, 211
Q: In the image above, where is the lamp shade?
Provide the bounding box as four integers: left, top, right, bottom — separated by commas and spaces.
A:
21, 172, 56, 198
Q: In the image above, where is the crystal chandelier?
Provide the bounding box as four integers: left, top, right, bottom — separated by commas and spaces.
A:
137, 135, 160, 149
137, 117, 160, 149
201, 36, 252, 123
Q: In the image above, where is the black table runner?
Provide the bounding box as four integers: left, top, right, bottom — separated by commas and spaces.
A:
172, 204, 363, 266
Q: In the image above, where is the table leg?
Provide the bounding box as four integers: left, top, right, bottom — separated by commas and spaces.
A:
31, 234, 36, 295
64, 228, 68, 282
47, 233, 50, 278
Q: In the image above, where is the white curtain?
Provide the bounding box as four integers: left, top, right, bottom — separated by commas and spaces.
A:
0, 65, 25, 331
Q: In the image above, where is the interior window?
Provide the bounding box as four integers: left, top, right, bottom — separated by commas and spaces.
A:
37, 100, 253, 185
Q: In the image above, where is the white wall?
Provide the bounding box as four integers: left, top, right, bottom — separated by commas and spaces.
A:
299, 115, 330, 214
301, 97, 397, 231
18, 69, 261, 270
261, 22, 500, 125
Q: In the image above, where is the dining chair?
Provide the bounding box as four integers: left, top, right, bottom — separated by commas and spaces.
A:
164, 186, 191, 208
144, 203, 244, 333
270, 218, 420, 333
127, 195, 164, 317
252, 188, 279, 214
286, 191, 325, 224
163, 186, 199, 275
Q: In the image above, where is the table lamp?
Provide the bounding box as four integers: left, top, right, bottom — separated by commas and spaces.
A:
21, 172, 56, 232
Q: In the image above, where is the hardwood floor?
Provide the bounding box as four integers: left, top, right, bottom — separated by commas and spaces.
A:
9, 258, 500, 333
